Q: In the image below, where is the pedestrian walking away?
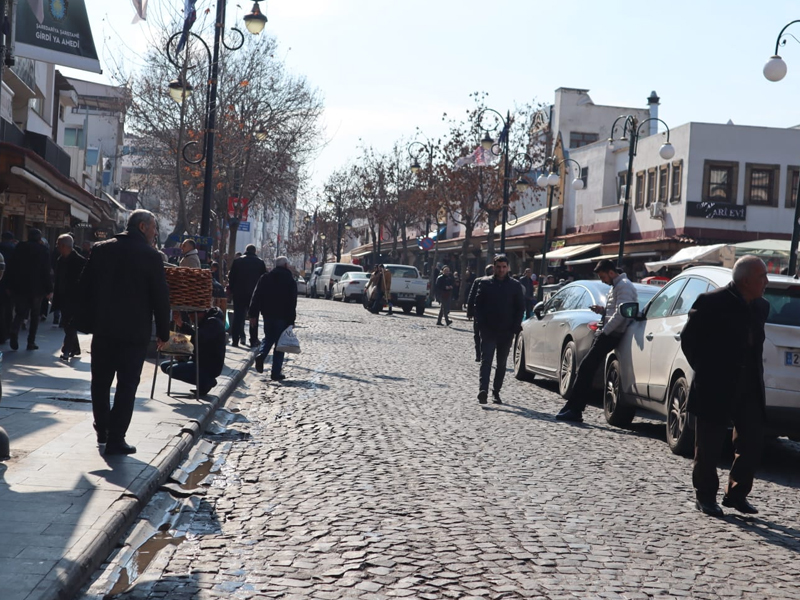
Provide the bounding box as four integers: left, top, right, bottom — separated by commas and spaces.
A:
436, 266, 455, 326
52, 234, 87, 362
179, 239, 202, 268
466, 264, 493, 363
681, 255, 769, 518
0, 231, 15, 343
249, 256, 297, 380
75, 210, 171, 456
228, 244, 266, 347
556, 259, 638, 423
6, 228, 53, 351
520, 268, 535, 319
473, 254, 524, 405
161, 307, 226, 397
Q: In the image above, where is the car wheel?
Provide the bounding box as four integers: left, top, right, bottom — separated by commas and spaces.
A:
415, 300, 425, 316
558, 340, 577, 399
402, 304, 412, 314
666, 375, 693, 456
603, 358, 636, 426
513, 334, 535, 382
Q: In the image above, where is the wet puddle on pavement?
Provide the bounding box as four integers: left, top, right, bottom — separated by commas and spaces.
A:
108, 528, 186, 597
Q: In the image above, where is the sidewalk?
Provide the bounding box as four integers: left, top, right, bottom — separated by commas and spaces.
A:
0, 321, 253, 600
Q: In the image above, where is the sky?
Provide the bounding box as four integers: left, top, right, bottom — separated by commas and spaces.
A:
61, 0, 800, 196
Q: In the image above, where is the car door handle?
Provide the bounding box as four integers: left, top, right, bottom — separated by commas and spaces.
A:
646, 333, 654, 341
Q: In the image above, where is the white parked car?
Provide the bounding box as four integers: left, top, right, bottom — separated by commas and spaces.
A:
295, 275, 307, 296
332, 271, 369, 302
604, 266, 800, 455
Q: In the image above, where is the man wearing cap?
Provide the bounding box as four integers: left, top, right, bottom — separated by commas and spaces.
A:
6, 228, 52, 350
556, 259, 638, 422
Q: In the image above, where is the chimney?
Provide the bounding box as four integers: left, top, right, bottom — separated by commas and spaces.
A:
648, 91, 660, 135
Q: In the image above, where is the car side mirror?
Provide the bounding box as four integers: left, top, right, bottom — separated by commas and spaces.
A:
619, 301, 639, 319
533, 302, 544, 320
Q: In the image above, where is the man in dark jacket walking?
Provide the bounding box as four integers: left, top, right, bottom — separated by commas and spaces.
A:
0, 232, 16, 343
466, 264, 493, 362
7, 228, 52, 350
76, 210, 170, 455
52, 234, 87, 362
681, 255, 769, 518
249, 256, 297, 379
473, 254, 524, 404
228, 244, 266, 347
435, 266, 455, 326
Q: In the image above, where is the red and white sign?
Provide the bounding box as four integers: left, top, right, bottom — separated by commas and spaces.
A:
228, 197, 250, 221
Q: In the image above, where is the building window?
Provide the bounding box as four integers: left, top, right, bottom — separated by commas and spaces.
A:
786, 166, 799, 209
702, 160, 738, 202
580, 167, 589, 188
63, 127, 84, 147
646, 169, 657, 207
658, 165, 669, 203
671, 160, 683, 202
635, 171, 645, 209
744, 163, 779, 206
569, 132, 599, 149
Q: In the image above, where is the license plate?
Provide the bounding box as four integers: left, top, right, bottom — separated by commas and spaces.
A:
786, 351, 800, 367
399, 293, 415, 298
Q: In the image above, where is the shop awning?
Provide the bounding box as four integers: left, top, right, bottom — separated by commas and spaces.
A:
487, 206, 559, 235
733, 239, 793, 254
565, 251, 660, 266
534, 243, 601, 261
10, 165, 95, 222
645, 244, 735, 272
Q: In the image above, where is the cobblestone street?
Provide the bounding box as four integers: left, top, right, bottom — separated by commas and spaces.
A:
95, 298, 800, 600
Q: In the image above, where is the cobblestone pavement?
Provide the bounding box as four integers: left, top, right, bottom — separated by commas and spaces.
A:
97, 298, 800, 600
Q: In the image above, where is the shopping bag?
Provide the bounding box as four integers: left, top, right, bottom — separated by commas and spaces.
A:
275, 326, 301, 354
160, 332, 194, 355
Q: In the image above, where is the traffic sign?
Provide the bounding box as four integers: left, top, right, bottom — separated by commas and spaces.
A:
420, 236, 434, 251
310, 256, 318, 264
238, 221, 250, 232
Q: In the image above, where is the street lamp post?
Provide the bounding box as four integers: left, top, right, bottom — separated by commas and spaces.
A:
529, 158, 585, 302
326, 198, 346, 262
608, 116, 675, 268
764, 21, 800, 276
409, 138, 437, 305
477, 108, 512, 253
166, 1, 267, 253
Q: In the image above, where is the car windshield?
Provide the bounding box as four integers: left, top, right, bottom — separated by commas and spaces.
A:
765, 286, 800, 327
334, 265, 362, 277
348, 272, 369, 280
386, 266, 419, 278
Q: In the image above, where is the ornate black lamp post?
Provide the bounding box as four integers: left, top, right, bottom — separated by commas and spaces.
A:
764, 21, 800, 276
526, 158, 584, 301
608, 116, 674, 267
166, 1, 267, 250
476, 108, 513, 253
409, 138, 438, 305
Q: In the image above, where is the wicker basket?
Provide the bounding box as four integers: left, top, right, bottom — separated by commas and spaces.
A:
165, 267, 213, 309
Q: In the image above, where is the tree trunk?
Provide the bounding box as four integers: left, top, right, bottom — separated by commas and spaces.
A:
227, 218, 240, 259
458, 238, 471, 308
485, 210, 497, 261
400, 226, 408, 264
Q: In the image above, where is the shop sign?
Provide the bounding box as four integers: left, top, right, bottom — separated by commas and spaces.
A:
5, 193, 26, 216
26, 202, 47, 222
46, 208, 67, 228
687, 201, 746, 221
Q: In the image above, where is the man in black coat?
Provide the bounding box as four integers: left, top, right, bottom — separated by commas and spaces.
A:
473, 254, 524, 404
249, 256, 297, 380
0, 232, 16, 343
435, 266, 455, 326
76, 210, 170, 455
681, 255, 769, 518
52, 234, 87, 362
161, 307, 226, 396
228, 244, 266, 347
466, 264, 493, 363
7, 228, 52, 350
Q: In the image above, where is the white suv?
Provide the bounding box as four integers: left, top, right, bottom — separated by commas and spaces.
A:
604, 266, 800, 455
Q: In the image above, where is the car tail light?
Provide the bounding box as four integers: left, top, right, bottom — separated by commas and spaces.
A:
587, 321, 600, 331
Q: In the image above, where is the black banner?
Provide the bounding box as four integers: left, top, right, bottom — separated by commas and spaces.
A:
687, 201, 746, 221
15, 0, 101, 74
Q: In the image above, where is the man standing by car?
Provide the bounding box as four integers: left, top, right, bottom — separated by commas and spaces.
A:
436, 266, 455, 326
519, 268, 535, 319
474, 255, 524, 405
681, 255, 769, 518
228, 244, 266, 347
556, 259, 638, 422
76, 210, 170, 455
466, 264, 493, 363
249, 256, 297, 379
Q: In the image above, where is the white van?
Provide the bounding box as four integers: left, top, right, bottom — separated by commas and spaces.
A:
316, 262, 364, 299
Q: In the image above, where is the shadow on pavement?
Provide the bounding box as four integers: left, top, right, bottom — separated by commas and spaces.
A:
288, 364, 371, 384
728, 514, 800, 555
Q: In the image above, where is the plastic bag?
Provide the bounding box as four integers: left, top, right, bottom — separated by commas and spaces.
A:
275, 326, 301, 354
161, 332, 194, 355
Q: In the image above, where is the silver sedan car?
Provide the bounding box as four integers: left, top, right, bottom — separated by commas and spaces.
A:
514, 280, 657, 399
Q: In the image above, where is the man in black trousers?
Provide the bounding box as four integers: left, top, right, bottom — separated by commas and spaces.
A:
466, 264, 493, 363
473, 255, 524, 405
681, 255, 769, 518
76, 210, 170, 455
228, 244, 266, 347
6, 228, 52, 350
52, 234, 87, 362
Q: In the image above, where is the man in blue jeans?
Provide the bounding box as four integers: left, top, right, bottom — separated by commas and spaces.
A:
249, 256, 298, 380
